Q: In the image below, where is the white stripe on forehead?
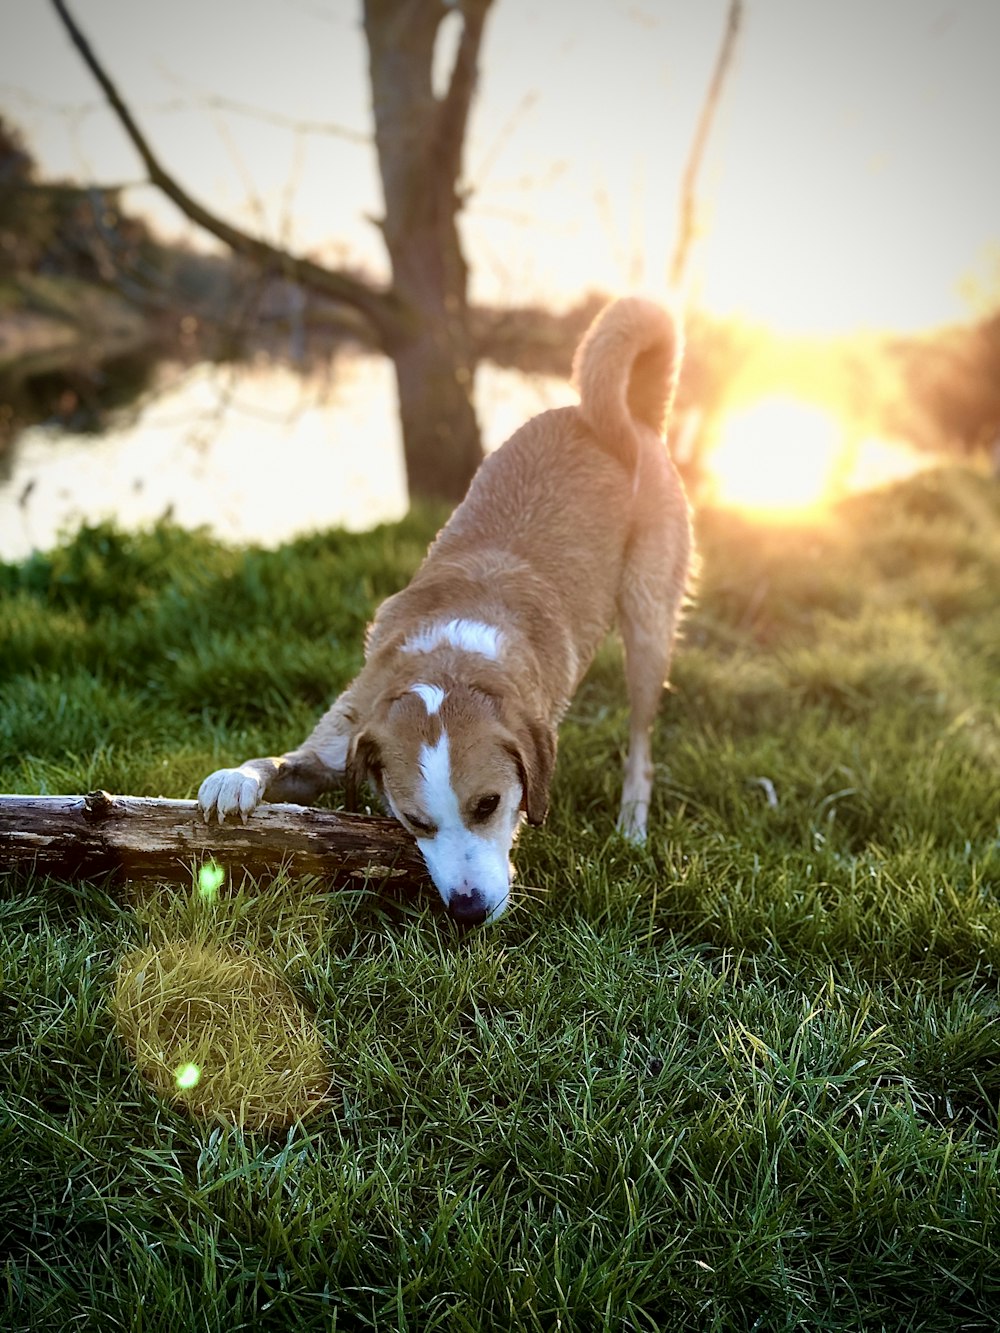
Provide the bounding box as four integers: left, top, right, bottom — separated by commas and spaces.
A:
410, 682, 446, 714
418, 731, 463, 828
402, 618, 503, 661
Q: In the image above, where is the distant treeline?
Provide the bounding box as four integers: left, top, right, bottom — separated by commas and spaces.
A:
2, 114, 998, 465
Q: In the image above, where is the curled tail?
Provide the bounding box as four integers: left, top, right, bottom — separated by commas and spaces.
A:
572, 297, 683, 469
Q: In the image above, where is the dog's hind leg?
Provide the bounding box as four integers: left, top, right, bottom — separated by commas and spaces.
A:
615, 502, 690, 842
198, 685, 358, 824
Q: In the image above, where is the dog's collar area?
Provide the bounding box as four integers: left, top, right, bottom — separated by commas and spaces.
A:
401, 618, 504, 662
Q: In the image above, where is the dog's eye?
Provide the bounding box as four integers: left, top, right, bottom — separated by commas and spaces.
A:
405, 813, 437, 836
472, 793, 500, 822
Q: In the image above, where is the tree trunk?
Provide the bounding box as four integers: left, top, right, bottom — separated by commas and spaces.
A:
0, 790, 431, 892
389, 279, 482, 505
364, 0, 490, 504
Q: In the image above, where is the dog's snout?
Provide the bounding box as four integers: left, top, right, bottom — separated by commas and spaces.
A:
448, 889, 489, 926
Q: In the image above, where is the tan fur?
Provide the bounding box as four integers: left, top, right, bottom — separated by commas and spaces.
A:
198, 297, 693, 922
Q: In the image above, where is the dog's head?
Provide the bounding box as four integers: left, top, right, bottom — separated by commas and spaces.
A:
347, 681, 555, 924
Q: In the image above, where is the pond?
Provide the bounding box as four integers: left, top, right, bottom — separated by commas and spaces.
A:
0, 353, 577, 563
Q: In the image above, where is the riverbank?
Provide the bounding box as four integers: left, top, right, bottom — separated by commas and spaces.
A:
0, 272, 150, 376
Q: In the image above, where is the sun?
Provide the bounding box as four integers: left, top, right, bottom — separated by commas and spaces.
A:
703, 395, 843, 522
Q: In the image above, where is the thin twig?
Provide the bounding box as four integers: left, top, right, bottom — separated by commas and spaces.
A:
669, 0, 744, 291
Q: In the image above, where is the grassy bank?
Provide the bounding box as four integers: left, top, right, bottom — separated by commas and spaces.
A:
2, 467, 999, 1330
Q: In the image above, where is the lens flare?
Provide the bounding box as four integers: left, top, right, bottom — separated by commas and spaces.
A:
198, 862, 225, 899
174, 1062, 201, 1090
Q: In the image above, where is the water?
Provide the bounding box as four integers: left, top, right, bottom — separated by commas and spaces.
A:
0, 353, 577, 562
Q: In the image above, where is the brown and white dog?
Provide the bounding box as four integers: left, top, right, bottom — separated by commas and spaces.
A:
198, 297, 692, 924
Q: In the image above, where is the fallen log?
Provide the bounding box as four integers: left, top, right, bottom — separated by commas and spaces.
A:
0, 790, 432, 891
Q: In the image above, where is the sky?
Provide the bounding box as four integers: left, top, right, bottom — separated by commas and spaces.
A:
2, 0, 1000, 334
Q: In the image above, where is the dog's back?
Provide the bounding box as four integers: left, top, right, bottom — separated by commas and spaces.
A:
436, 296, 680, 536
385, 298, 688, 703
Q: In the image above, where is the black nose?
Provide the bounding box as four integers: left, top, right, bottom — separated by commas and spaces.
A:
448, 891, 489, 926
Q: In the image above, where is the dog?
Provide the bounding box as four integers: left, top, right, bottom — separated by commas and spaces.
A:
198, 297, 692, 925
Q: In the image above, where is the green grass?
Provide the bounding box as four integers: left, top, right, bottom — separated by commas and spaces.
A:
2, 467, 999, 1331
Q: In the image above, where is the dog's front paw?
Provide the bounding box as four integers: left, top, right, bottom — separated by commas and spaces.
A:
198, 767, 265, 824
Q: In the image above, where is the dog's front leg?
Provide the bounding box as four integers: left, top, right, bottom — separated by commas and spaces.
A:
198, 687, 357, 824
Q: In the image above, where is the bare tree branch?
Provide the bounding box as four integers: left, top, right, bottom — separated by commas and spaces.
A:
50, 0, 410, 349
670, 0, 744, 290
154, 88, 370, 144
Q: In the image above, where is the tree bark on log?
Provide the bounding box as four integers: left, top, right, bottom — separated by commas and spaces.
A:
0, 791, 432, 892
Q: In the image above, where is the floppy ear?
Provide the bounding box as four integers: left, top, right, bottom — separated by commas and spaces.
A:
507, 716, 557, 826
345, 729, 382, 811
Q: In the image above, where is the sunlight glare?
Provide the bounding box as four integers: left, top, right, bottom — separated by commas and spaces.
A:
705, 396, 842, 521
845, 436, 932, 493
